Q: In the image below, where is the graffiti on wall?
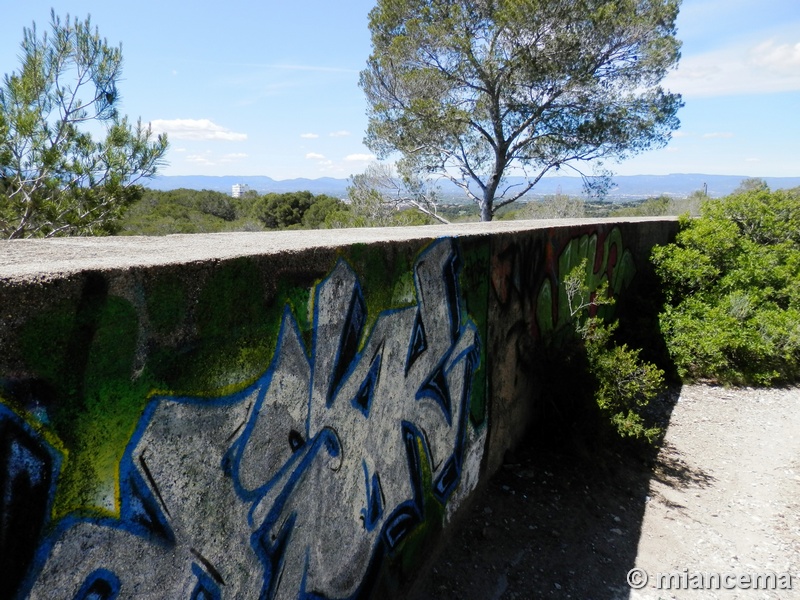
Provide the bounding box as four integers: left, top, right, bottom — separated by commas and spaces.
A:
535, 227, 636, 336
0, 404, 63, 600
485, 225, 638, 457
3, 238, 482, 599
490, 225, 636, 340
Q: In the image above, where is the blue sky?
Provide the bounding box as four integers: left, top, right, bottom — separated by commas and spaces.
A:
2, 1, 798, 180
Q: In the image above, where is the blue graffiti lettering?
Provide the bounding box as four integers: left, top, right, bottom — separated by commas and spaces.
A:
18, 238, 480, 599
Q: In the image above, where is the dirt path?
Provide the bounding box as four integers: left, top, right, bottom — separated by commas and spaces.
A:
408, 384, 800, 599
631, 385, 800, 599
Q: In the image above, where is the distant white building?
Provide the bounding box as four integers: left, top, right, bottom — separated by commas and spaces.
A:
231, 183, 250, 198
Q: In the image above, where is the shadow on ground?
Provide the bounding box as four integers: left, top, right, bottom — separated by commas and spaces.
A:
406, 386, 710, 600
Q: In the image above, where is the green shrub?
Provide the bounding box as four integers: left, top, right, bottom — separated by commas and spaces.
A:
581, 318, 664, 443
652, 187, 800, 385
559, 260, 664, 443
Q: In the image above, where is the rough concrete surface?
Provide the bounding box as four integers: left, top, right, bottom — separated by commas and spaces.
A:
409, 384, 800, 599
0, 217, 674, 282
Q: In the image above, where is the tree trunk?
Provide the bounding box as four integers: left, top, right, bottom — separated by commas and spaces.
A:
480, 200, 493, 222
479, 181, 496, 222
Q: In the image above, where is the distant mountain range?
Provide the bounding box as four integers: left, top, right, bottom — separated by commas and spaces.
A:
146, 174, 800, 201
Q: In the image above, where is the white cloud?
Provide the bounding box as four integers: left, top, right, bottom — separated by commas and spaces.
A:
186, 152, 215, 166
149, 119, 247, 141
300, 133, 319, 139
751, 40, 800, 69
220, 153, 248, 162
345, 153, 376, 162
702, 132, 735, 139
306, 152, 326, 160
664, 35, 800, 97
329, 130, 351, 137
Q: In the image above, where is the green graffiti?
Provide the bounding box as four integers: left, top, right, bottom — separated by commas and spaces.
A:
537, 227, 636, 337
339, 243, 415, 342
146, 275, 187, 334
536, 275, 555, 334
459, 241, 490, 426
161, 258, 305, 393
189, 258, 272, 390
15, 260, 315, 518
20, 292, 147, 517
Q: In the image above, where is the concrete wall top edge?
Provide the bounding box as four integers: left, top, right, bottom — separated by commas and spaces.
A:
0, 217, 676, 283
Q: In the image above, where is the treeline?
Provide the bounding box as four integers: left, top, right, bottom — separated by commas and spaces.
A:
118, 189, 432, 235
498, 192, 709, 221
115, 188, 728, 235
119, 179, 797, 236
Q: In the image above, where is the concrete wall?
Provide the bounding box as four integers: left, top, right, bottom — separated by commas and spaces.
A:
0, 218, 676, 599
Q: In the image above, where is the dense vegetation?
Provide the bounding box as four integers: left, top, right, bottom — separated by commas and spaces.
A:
119, 182, 794, 235
524, 181, 800, 445
118, 188, 433, 235
652, 187, 800, 385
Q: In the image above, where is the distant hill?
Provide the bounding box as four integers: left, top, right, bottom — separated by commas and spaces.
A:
146, 174, 800, 201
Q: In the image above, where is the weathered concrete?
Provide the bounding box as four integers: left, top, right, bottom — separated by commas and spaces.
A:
0, 218, 671, 280
0, 218, 676, 599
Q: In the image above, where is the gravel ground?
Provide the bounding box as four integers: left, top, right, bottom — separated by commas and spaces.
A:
407, 384, 800, 599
